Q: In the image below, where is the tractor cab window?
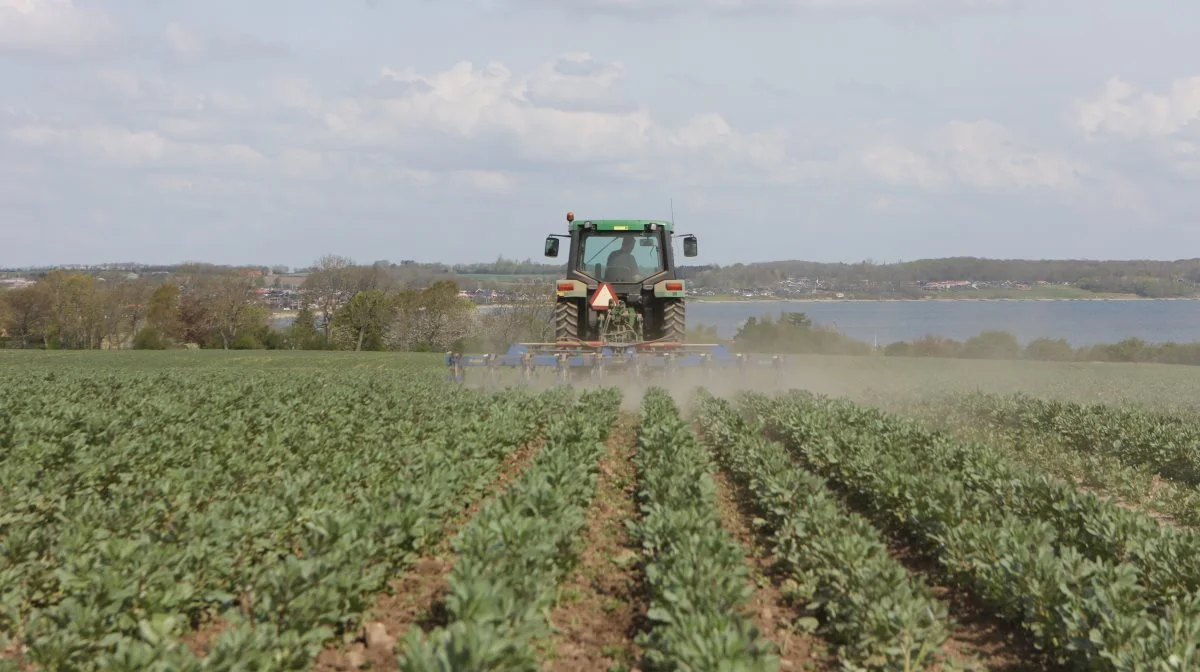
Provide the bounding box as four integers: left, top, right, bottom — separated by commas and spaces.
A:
579, 232, 664, 282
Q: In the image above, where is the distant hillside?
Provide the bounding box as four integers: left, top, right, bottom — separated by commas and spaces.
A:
6, 256, 1200, 298
682, 257, 1200, 298
452, 256, 1200, 299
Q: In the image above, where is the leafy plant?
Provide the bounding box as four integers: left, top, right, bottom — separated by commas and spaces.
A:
629, 388, 776, 671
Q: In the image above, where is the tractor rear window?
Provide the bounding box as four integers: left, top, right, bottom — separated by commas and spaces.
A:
579, 232, 664, 282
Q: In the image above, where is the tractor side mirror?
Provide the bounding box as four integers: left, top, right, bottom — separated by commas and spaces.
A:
544, 236, 559, 257
683, 235, 698, 257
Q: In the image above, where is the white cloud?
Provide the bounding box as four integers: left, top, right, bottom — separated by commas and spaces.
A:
162, 21, 288, 62
163, 23, 202, 60
1076, 76, 1200, 141
0, 0, 119, 57
336, 59, 657, 166
95, 68, 209, 113
519, 52, 630, 111
457, 169, 518, 193
857, 120, 1089, 192
8, 123, 268, 170
480, 0, 1018, 16
305, 56, 1078, 194
3, 54, 1104, 204
1074, 75, 1200, 180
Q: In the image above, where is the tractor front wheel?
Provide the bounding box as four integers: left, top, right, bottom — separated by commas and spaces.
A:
555, 299, 581, 342
661, 298, 685, 342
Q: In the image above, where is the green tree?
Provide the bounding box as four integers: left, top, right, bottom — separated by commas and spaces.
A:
132, 327, 167, 350
288, 303, 322, 349
687, 323, 721, 344
961, 330, 1020, 359
387, 280, 474, 351
332, 289, 395, 351
146, 283, 182, 340
1024, 337, 1075, 361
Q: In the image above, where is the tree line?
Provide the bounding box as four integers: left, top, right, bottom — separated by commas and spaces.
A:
727, 311, 1200, 367
7, 256, 1200, 366
339, 256, 1200, 297
0, 254, 554, 352
685, 257, 1200, 297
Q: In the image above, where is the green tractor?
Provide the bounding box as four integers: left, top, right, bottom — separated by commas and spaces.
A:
543, 211, 699, 346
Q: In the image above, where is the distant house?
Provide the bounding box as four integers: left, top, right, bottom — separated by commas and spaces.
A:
271, 274, 307, 289
924, 280, 972, 290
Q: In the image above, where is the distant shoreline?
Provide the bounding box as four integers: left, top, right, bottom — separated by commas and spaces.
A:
267, 295, 1200, 320
687, 296, 1200, 304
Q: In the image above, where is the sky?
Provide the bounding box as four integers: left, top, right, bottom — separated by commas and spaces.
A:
2, 0, 1199, 268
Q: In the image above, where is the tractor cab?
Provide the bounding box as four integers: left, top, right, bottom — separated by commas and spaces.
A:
544, 212, 698, 344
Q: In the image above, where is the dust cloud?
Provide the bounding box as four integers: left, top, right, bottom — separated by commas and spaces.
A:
461, 351, 1200, 416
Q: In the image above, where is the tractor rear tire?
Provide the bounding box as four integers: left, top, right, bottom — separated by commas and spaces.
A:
662, 299, 685, 342
555, 299, 581, 342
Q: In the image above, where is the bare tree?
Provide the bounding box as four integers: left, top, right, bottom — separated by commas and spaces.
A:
1, 285, 49, 348
386, 281, 474, 351
472, 301, 553, 349
303, 254, 355, 344
195, 274, 265, 349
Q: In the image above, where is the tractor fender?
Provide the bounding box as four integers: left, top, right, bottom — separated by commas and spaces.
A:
554, 279, 588, 299
651, 279, 686, 298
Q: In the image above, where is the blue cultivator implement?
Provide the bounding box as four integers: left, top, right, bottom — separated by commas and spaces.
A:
451, 340, 785, 385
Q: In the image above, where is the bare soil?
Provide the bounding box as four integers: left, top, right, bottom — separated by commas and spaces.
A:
180, 613, 232, 659
782, 456, 1048, 671
699, 414, 1044, 672
313, 438, 545, 672
708, 466, 835, 671
882, 539, 1049, 672
543, 412, 643, 672
0, 637, 32, 670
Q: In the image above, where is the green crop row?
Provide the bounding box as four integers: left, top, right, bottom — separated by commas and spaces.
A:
691, 390, 949, 671
630, 387, 776, 671
859, 390, 1200, 527
399, 387, 622, 670
0, 368, 571, 670
942, 391, 1200, 487
746, 391, 1200, 608
746, 390, 1200, 669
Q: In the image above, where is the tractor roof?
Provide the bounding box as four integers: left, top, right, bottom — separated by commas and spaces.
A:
568, 219, 674, 232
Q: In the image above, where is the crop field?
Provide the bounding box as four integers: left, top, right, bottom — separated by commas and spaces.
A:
4, 350, 1200, 670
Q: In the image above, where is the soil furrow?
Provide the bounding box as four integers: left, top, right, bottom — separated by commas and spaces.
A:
880, 538, 1046, 672
699, 411, 1039, 672
767, 436, 1048, 671
542, 412, 642, 672
708, 465, 834, 671
0, 638, 31, 670
311, 437, 545, 672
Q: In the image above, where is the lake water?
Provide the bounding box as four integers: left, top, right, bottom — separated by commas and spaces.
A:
682, 299, 1200, 346
276, 299, 1200, 347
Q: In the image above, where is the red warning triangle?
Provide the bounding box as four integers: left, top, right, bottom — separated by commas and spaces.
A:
590, 282, 616, 311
